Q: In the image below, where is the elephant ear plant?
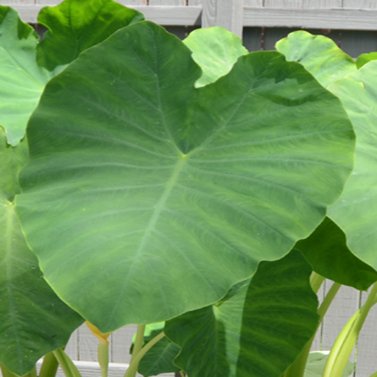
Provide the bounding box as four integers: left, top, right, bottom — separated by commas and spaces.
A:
1, 1, 375, 377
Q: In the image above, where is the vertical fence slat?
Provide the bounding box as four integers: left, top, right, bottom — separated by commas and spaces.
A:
110, 326, 136, 363
311, 282, 327, 351
201, 0, 216, 27
77, 325, 99, 362
202, 0, 244, 36
65, 329, 80, 360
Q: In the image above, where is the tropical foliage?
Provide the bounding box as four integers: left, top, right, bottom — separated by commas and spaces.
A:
0, 1, 376, 377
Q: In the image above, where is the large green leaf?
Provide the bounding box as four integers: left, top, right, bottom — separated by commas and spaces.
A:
165, 251, 319, 377
136, 323, 180, 377
0, 7, 52, 146
16, 22, 354, 331
296, 218, 377, 290
0, 130, 82, 375
183, 27, 248, 87
37, 0, 144, 71
277, 32, 377, 273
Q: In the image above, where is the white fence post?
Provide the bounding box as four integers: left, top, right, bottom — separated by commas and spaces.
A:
201, 0, 244, 37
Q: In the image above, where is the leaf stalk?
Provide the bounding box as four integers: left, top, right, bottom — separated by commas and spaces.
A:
322, 282, 377, 377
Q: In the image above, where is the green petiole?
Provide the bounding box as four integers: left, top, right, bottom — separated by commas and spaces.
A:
322, 282, 377, 377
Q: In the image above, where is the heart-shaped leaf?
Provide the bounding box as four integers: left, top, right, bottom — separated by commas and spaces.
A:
356, 52, 377, 68
276, 31, 356, 88
296, 218, 377, 290
37, 0, 144, 71
165, 251, 319, 377
16, 22, 354, 331
0, 130, 82, 375
136, 323, 180, 377
277, 32, 377, 274
0, 7, 52, 146
183, 27, 248, 87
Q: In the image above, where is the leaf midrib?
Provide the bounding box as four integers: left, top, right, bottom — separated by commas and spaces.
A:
135, 156, 187, 256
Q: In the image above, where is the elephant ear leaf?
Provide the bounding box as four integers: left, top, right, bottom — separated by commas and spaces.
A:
356, 52, 377, 68
277, 31, 377, 277
37, 0, 144, 70
276, 31, 356, 88
0, 6, 52, 146
16, 21, 354, 331
0, 130, 82, 375
134, 323, 180, 377
296, 218, 377, 290
184, 26, 248, 87
165, 251, 319, 377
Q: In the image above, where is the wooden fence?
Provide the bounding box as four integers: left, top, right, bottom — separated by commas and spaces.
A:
1, 0, 377, 376
59, 283, 377, 377
4, 0, 377, 56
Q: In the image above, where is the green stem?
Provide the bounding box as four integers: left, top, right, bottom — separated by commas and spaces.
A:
98, 341, 109, 377
123, 325, 146, 377
310, 272, 325, 293
318, 282, 341, 319
39, 352, 59, 377
124, 331, 165, 377
283, 281, 341, 377
0, 364, 18, 377
26, 366, 38, 377
322, 282, 377, 377
53, 349, 82, 377
133, 324, 146, 357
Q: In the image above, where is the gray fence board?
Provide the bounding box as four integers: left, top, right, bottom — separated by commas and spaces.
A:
5, 0, 377, 31
149, 0, 185, 5
243, 8, 377, 30
263, 0, 343, 9
344, 0, 377, 8
244, 0, 263, 7
1, 2, 202, 25
201, 0, 243, 36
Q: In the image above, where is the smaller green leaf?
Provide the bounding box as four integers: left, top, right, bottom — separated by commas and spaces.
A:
166, 251, 319, 377
0, 128, 83, 375
277, 30, 377, 281
276, 30, 356, 88
0, 6, 52, 145
0, 129, 28, 201
130, 323, 180, 377
37, 0, 144, 70
296, 217, 377, 290
139, 330, 180, 377
356, 52, 377, 68
183, 26, 248, 87
305, 351, 354, 377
